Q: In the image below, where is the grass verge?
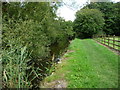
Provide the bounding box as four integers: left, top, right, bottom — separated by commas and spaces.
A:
40, 38, 118, 88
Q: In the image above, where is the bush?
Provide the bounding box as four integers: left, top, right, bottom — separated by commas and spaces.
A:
2, 2, 74, 88
2, 19, 52, 88
3, 19, 50, 59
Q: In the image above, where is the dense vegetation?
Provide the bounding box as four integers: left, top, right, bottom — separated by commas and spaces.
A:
73, 2, 120, 38
2, 2, 74, 88
84, 2, 120, 36
2, 1, 119, 89
73, 9, 104, 38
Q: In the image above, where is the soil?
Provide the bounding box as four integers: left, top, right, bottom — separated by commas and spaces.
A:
42, 79, 67, 88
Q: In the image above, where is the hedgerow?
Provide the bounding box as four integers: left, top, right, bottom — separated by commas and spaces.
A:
2, 2, 74, 88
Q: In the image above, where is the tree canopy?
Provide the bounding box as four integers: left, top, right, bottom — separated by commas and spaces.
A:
73, 9, 104, 38
83, 2, 120, 35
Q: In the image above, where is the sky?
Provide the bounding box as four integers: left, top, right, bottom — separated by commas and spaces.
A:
56, 0, 120, 21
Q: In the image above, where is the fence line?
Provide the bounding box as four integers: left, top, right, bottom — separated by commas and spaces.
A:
93, 35, 120, 52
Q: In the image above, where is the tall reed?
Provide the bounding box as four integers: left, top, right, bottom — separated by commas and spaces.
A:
2, 45, 32, 88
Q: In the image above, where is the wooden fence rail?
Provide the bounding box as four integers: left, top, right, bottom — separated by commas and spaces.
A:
93, 35, 120, 52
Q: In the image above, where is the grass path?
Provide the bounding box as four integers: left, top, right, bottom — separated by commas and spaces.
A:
41, 38, 118, 88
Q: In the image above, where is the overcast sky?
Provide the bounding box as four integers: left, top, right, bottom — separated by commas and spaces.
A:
57, 0, 120, 21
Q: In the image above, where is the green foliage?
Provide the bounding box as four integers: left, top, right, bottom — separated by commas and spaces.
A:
2, 2, 57, 22
73, 9, 104, 38
94, 30, 106, 37
2, 2, 74, 88
2, 45, 32, 88
3, 19, 50, 59
83, 2, 120, 35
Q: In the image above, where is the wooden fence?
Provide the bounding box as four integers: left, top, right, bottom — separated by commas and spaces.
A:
93, 35, 120, 52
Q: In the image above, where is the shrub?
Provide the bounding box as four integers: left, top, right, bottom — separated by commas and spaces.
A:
2, 2, 74, 88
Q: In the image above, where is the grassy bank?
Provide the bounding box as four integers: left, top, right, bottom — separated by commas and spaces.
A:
41, 38, 118, 88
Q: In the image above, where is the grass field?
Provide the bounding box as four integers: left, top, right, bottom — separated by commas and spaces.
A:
41, 38, 118, 88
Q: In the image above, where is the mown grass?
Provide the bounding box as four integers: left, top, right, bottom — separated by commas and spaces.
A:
41, 38, 118, 88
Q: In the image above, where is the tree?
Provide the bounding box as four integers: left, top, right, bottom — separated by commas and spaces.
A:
83, 2, 120, 35
73, 9, 104, 38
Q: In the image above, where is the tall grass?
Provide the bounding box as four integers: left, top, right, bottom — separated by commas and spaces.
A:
2, 44, 55, 88
2, 45, 32, 88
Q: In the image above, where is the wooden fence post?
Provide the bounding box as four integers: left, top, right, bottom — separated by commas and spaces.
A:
108, 35, 110, 46
104, 35, 105, 45
113, 35, 115, 49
